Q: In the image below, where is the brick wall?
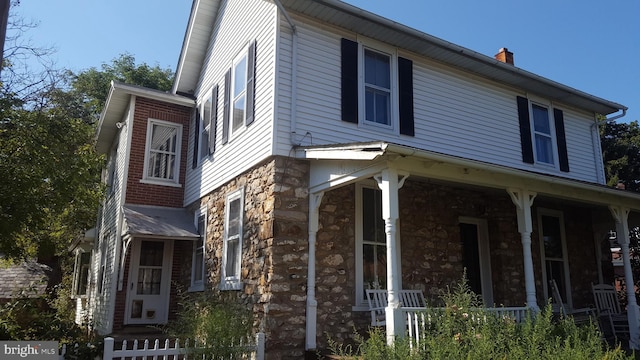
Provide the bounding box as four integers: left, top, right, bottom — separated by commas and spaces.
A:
125, 97, 191, 207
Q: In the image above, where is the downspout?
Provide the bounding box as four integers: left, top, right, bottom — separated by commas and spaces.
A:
591, 109, 626, 184
272, 0, 299, 145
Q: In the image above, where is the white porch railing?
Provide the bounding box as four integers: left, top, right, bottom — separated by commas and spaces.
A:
404, 307, 530, 348
59, 332, 265, 360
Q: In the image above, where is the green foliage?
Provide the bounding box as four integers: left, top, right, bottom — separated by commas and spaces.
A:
70, 53, 174, 116
164, 289, 253, 359
600, 118, 640, 192
328, 278, 630, 360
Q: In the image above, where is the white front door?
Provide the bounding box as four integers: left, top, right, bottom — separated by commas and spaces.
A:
125, 239, 173, 325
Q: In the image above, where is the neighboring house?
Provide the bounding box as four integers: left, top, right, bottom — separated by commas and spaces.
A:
74, 0, 640, 356
0, 261, 52, 302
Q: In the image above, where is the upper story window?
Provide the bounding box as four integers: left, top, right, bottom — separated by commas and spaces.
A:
221, 188, 244, 290
341, 38, 414, 136
232, 53, 247, 133
364, 48, 392, 127
143, 119, 182, 186
222, 41, 256, 144
531, 103, 555, 165
516, 96, 570, 172
200, 94, 212, 161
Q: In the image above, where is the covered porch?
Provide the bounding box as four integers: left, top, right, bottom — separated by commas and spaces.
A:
297, 141, 640, 350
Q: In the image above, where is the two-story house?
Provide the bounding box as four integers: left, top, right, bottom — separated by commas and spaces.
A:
78, 0, 640, 357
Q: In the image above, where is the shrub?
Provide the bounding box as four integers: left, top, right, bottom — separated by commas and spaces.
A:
328, 278, 631, 360
164, 289, 253, 359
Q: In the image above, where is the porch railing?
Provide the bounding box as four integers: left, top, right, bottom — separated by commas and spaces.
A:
404, 306, 530, 348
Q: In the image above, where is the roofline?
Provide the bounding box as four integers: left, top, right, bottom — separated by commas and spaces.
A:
172, 0, 201, 95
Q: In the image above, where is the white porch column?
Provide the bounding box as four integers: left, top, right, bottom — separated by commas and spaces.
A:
375, 168, 408, 344
609, 205, 640, 349
305, 192, 323, 351
507, 188, 539, 310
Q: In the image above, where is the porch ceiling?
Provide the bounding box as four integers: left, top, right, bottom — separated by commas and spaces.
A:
122, 204, 199, 240
297, 141, 640, 211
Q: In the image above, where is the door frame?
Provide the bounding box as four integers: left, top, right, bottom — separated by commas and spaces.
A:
459, 217, 493, 305
124, 238, 174, 325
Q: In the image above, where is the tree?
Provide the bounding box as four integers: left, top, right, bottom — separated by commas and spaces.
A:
600, 118, 640, 193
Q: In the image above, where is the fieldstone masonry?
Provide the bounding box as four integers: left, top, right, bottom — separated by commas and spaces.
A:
181, 156, 611, 357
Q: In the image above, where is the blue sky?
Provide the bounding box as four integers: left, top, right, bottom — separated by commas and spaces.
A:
13, 0, 639, 123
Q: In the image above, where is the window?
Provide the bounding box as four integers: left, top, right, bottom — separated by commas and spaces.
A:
199, 95, 212, 161
516, 96, 570, 172
143, 120, 182, 185
190, 207, 206, 292
341, 38, 414, 136
222, 41, 256, 144
72, 251, 91, 297
221, 189, 244, 290
538, 209, 571, 307
355, 184, 387, 306
364, 49, 391, 126
531, 104, 554, 165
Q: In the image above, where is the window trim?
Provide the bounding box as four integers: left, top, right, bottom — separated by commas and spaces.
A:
537, 208, 572, 309
354, 182, 390, 308
221, 188, 244, 290
141, 119, 183, 186
72, 251, 91, 298
529, 100, 558, 168
197, 92, 213, 163
230, 49, 248, 138
189, 207, 207, 292
358, 40, 399, 133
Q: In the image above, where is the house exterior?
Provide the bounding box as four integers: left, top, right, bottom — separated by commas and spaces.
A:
77, 0, 640, 357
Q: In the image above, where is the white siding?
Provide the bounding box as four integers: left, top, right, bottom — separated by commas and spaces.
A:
275, 19, 603, 184
184, 0, 278, 206
90, 103, 133, 334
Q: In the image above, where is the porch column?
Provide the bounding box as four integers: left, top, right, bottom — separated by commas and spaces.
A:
507, 188, 539, 310
306, 192, 323, 351
375, 168, 408, 344
609, 205, 640, 349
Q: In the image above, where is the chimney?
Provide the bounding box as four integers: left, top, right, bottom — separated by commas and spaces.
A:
495, 47, 514, 65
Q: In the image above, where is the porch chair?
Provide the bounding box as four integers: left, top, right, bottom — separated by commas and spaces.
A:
365, 289, 427, 327
591, 283, 629, 341
548, 279, 594, 324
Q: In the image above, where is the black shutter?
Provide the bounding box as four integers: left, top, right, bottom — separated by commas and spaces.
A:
554, 108, 570, 172
341, 38, 358, 124
398, 56, 414, 136
222, 69, 231, 145
517, 96, 534, 164
209, 85, 218, 155
245, 40, 256, 126
192, 108, 200, 169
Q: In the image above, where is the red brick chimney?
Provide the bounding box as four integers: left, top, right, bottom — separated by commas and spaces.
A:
495, 47, 514, 65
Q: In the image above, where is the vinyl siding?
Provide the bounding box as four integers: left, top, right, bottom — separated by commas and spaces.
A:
275, 18, 602, 183
90, 102, 133, 334
184, 0, 278, 206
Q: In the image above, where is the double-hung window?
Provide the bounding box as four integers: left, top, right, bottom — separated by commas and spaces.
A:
516, 96, 570, 172
72, 251, 91, 298
531, 104, 554, 165
355, 183, 387, 307
143, 119, 182, 185
222, 41, 256, 144
538, 209, 571, 308
232, 53, 247, 133
341, 38, 414, 136
190, 207, 206, 292
199, 95, 212, 161
221, 188, 244, 290
364, 49, 392, 127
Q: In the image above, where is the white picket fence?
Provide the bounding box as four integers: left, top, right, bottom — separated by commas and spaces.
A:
59, 332, 265, 360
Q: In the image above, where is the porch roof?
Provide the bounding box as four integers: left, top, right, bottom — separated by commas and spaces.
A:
296, 141, 640, 211
122, 204, 199, 240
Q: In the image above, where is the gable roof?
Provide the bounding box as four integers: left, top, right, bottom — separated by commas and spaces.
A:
173, 0, 625, 115
96, 82, 195, 154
